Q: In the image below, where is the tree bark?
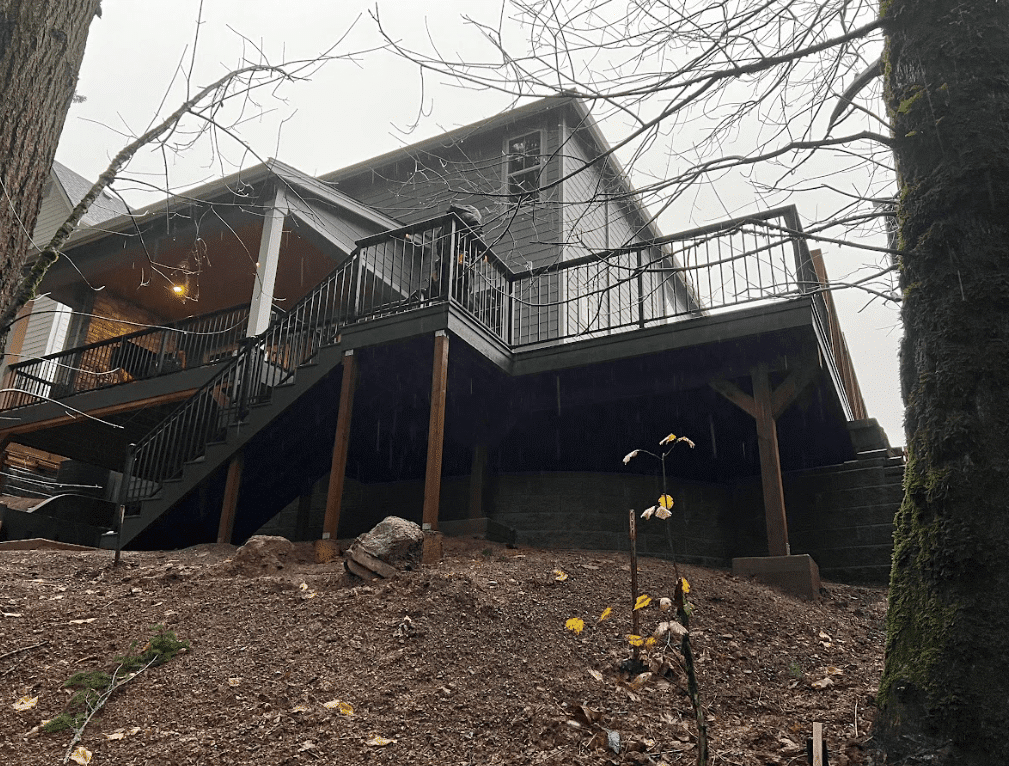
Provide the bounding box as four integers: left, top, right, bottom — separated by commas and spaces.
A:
878, 0, 1009, 762
0, 0, 101, 324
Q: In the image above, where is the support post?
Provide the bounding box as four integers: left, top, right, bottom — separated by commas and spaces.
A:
114, 443, 136, 567
246, 186, 287, 337
422, 331, 450, 530
323, 350, 357, 539
751, 363, 789, 556
217, 452, 244, 545
468, 444, 487, 519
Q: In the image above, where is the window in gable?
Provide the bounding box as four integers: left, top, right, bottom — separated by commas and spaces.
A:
505, 131, 542, 201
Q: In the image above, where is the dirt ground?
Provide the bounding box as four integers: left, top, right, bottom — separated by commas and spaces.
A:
1, 535, 887, 765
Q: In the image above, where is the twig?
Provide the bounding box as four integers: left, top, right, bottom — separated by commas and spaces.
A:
0, 640, 47, 663
61, 656, 158, 763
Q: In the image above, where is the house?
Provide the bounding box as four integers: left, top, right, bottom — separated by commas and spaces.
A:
0, 97, 901, 582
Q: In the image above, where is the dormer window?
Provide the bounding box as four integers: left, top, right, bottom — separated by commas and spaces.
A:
506, 131, 542, 201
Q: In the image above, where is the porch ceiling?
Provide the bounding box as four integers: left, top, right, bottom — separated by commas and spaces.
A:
43, 212, 342, 324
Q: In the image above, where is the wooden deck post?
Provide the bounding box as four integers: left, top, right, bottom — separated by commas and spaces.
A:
217, 452, 244, 544
323, 350, 358, 540
710, 358, 820, 557
751, 363, 789, 557
422, 331, 450, 530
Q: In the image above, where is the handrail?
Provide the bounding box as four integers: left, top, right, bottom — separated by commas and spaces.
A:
124, 254, 358, 504
0, 303, 255, 411
121, 207, 856, 508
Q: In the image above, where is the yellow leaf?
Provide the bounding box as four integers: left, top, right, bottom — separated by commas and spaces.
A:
554, 569, 568, 581
323, 698, 354, 713
644, 636, 658, 648
565, 617, 585, 634
659, 433, 676, 445
627, 634, 645, 647
227, 677, 242, 687
366, 735, 397, 747
69, 746, 92, 765
12, 695, 37, 711
598, 607, 613, 622
634, 594, 652, 610
681, 578, 691, 594
658, 494, 674, 510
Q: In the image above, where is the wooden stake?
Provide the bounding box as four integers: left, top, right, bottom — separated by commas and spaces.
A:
629, 509, 640, 654
323, 350, 357, 539
751, 363, 789, 556
811, 721, 825, 766
217, 452, 244, 544
422, 331, 450, 531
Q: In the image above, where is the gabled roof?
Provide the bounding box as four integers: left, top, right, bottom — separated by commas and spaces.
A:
319, 95, 664, 244
63, 159, 400, 250
51, 160, 131, 226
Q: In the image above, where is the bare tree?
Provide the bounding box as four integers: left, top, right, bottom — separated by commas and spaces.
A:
377, 1, 1009, 762
0, 2, 374, 335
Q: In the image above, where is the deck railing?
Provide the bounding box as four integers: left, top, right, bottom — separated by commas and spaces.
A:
88, 206, 858, 507
0, 304, 253, 410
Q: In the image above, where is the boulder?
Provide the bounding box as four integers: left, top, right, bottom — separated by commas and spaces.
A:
350, 516, 425, 572
232, 535, 294, 575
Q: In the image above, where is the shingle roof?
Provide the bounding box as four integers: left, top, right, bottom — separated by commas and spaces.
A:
51, 160, 131, 226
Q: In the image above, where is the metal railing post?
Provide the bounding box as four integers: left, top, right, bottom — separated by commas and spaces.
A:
114, 443, 137, 567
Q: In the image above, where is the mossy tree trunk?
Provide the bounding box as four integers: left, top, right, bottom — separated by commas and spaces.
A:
0, 0, 101, 324
878, 0, 1009, 762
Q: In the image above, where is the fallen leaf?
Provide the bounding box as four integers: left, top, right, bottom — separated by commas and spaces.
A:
811, 677, 833, 690
69, 746, 92, 765
659, 598, 672, 612
634, 594, 652, 611
12, 695, 38, 711
553, 569, 568, 582
299, 582, 309, 591
69, 618, 97, 625
227, 677, 242, 687
298, 741, 316, 752
565, 617, 585, 634
105, 732, 125, 741
323, 700, 355, 715
627, 634, 645, 647
826, 666, 843, 675
588, 669, 604, 682
598, 607, 613, 622
291, 703, 309, 713
366, 735, 396, 747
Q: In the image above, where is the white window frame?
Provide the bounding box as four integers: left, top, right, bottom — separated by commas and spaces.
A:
504, 130, 543, 201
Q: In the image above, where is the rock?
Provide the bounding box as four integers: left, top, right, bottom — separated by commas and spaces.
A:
354, 517, 424, 566
232, 535, 294, 575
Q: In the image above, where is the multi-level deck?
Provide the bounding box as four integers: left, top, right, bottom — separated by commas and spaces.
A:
0, 206, 895, 578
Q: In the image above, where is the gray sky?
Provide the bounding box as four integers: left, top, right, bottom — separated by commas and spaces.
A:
56, 0, 904, 445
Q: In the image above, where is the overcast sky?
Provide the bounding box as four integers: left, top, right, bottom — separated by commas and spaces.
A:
55, 1, 905, 445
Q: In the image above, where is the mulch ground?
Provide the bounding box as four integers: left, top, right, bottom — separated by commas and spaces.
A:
1, 536, 886, 765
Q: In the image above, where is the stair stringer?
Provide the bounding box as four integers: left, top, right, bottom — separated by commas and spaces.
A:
109, 344, 347, 549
